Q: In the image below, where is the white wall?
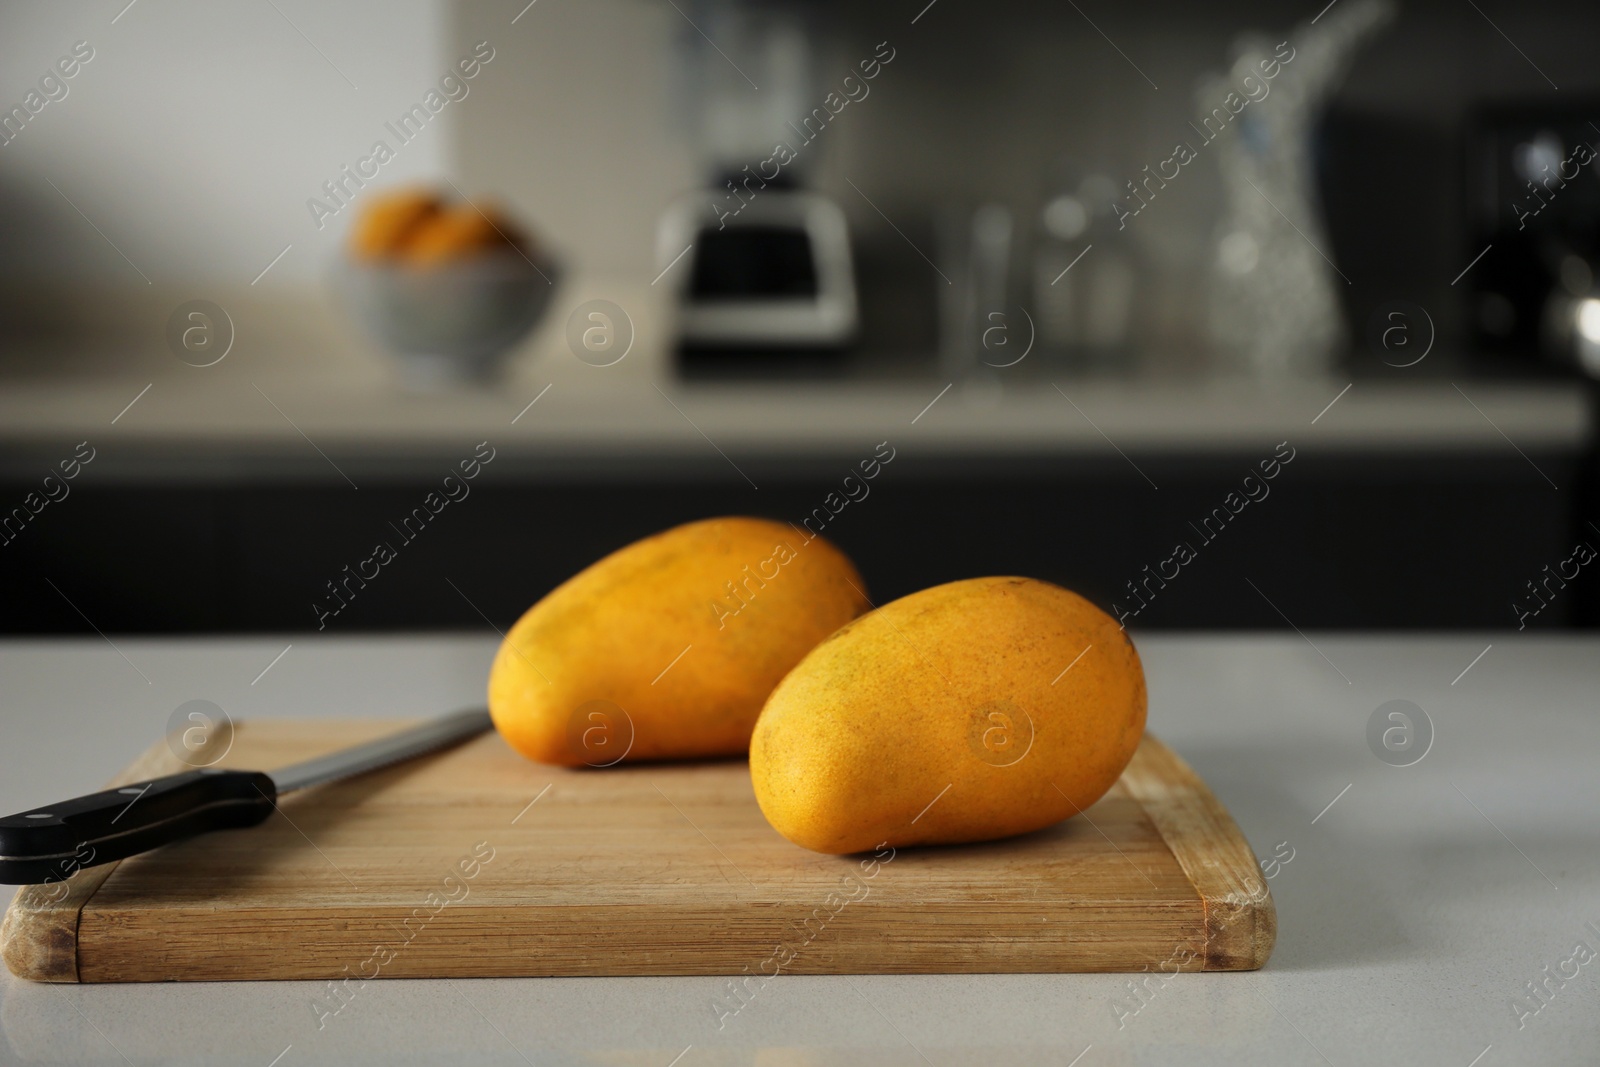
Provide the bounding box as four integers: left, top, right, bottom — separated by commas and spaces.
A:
453, 0, 699, 283
0, 0, 447, 288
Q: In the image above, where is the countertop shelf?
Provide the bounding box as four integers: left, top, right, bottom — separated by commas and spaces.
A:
2, 286, 1588, 481
1, 363, 1589, 482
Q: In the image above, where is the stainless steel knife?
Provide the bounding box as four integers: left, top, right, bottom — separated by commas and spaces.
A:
0, 707, 493, 885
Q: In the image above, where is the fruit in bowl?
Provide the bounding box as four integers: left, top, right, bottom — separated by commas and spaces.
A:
340, 187, 557, 387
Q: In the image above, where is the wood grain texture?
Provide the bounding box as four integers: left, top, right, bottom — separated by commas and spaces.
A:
0, 731, 212, 982
1120, 739, 1277, 970
1, 720, 1274, 982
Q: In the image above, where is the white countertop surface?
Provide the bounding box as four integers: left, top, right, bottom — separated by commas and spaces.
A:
2, 371, 1587, 471
2, 632, 1597, 1065
0, 288, 1588, 480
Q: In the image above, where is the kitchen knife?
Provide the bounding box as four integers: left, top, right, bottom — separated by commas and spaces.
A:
0, 707, 493, 885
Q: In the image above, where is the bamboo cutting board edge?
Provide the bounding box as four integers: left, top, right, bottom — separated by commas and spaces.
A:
2, 720, 1275, 981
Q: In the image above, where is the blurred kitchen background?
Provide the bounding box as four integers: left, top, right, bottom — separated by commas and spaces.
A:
2, 0, 1599, 632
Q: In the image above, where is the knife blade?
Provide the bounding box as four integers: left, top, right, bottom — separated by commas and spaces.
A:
0, 707, 493, 885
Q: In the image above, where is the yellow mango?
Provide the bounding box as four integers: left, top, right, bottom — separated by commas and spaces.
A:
751, 576, 1146, 853
348, 187, 441, 261
489, 517, 869, 766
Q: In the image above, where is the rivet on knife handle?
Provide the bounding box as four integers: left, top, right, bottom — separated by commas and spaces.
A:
0, 770, 277, 885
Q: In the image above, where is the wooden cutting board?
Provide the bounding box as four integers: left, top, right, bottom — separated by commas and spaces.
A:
1, 719, 1274, 983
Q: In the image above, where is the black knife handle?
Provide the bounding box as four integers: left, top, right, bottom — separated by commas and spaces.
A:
0, 769, 277, 885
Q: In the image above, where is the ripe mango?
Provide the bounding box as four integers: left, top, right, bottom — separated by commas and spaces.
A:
405, 201, 526, 264
348, 188, 442, 261
489, 517, 870, 766
750, 577, 1146, 853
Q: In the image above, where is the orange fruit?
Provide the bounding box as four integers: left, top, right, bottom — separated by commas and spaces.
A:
348, 188, 441, 261
404, 202, 524, 264
488, 517, 870, 767
751, 577, 1146, 853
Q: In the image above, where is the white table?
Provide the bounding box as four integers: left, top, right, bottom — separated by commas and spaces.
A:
1, 633, 1596, 1066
